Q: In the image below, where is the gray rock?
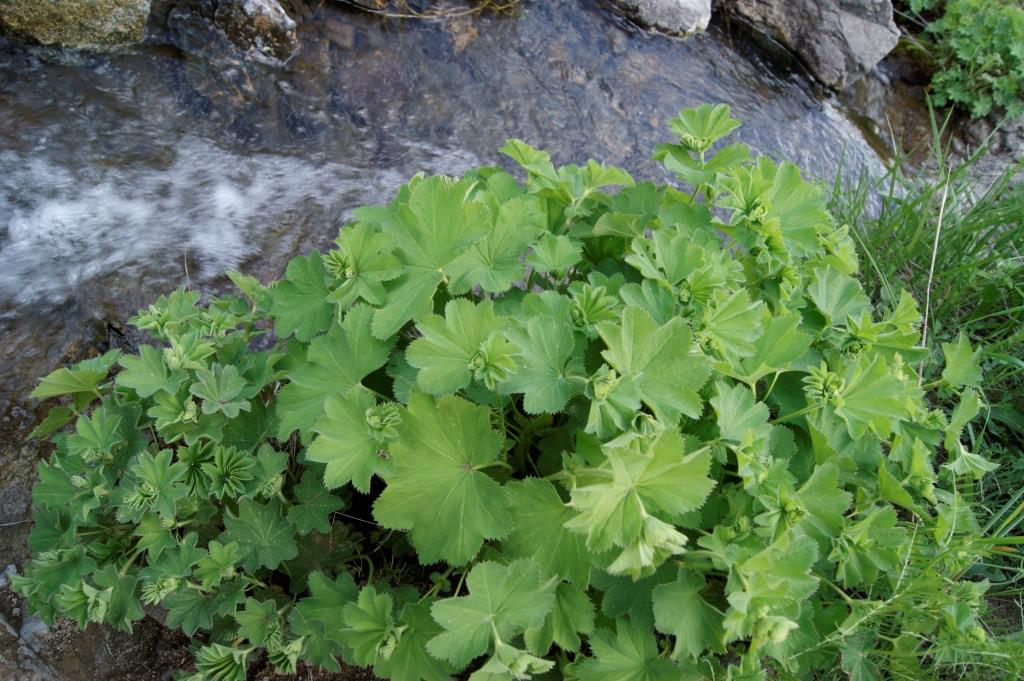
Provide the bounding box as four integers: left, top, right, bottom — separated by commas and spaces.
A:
0, 0, 151, 47
214, 0, 298, 62
0, 565, 15, 589
723, 0, 900, 88
0, 605, 60, 680
166, 0, 298, 65
957, 115, 1024, 186
612, 0, 712, 36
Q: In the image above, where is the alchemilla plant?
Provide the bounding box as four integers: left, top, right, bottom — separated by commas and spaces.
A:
15, 105, 1016, 679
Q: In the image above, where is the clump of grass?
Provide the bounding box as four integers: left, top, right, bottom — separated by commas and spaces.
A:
830, 114, 1024, 443
831, 111, 1024, 671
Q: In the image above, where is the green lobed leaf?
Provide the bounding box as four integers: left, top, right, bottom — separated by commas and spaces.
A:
288, 570, 357, 672
30, 349, 119, 400
406, 298, 509, 395
808, 266, 872, 327
652, 568, 724, 659
524, 581, 595, 655
276, 304, 395, 438
762, 160, 830, 256
577, 619, 681, 681
941, 333, 983, 387
293, 569, 357, 627
372, 175, 492, 338
65, 405, 125, 460
699, 288, 764, 357
723, 530, 820, 644
235, 598, 282, 648
427, 559, 556, 668
472, 639, 554, 680
526, 234, 583, 274
270, 251, 335, 342
945, 388, 982, 451
287, 471, 345, 535
164, 580, 244, 636
307, 387, 396, 493
447, 196, 544, 293
565, 430, 714, 577
117, 345, 186, 398
373, 393, 512, 565
221, 498, 298, 571
374, 600, 454, 681
28, 406, 76, 440
341, 585, 395, 666
325, 222, 402, 309
666, 103, 742, 153
737, 313, 813, 382
598, 306, 711, 424
503, 478, 591, 586
711, 381, 771, 452
834, 355, 910, 439
189, 364, 251, 418
501, 316, 584, 414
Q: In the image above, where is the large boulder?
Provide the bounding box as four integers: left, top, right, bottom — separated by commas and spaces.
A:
0, 0, 151, 47
612, 0, 713, 36
723, 0, 900, 88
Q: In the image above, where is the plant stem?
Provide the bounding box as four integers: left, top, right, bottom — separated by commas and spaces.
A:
919, 174, 950, 379
771, 404, 818, 424
474, 460, 513, 473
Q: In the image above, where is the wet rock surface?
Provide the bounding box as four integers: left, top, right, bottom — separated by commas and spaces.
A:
0, 0, 152, 47
722, 0, 900, 89
839, 51, 933, 162
215, 0, 299, 62
159, 0, 299, 64
610, 0, 712, 35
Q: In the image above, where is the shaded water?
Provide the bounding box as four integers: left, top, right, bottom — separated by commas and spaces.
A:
0, 0, 895, 396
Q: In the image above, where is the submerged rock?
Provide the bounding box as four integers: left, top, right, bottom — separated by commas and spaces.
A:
0, 0, 151, 47
722, 0, 900, 89
611, 0, 712, 36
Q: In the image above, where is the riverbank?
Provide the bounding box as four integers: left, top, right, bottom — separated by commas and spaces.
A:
1, 1, 1020, 679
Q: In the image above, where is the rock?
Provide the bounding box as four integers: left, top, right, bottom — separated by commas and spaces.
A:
722, 0, 900, 89
166, 0, 298, 64
611, 0, 712, 36
214, 0, 298, 62
956, 115, 1024, 186
0, 0, 151, 47
0, 579, 60, 681
840, 55, 932, 160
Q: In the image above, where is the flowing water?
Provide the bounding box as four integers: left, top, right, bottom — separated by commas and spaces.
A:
0, 0, 901, 398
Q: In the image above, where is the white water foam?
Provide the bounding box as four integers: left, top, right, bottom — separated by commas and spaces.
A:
0, 137, 479, 311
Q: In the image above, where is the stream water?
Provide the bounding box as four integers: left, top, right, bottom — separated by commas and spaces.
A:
0, 0, 902, 399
